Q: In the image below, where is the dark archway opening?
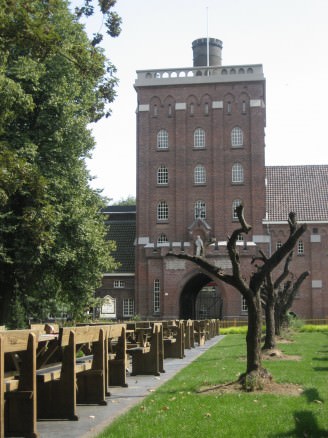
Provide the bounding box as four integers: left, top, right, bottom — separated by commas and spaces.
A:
179, 274, 223, 319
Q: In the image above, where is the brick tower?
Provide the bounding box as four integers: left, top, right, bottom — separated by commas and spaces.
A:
134, 38, 267, 319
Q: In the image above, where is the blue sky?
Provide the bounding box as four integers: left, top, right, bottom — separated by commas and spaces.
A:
75, 0, 328, 202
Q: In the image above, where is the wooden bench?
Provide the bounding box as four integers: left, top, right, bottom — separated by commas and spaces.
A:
194, 320, 209, 346
105, 324, 128, 389
30, 323, 59, 335
162, 320, 185, 359
127, 323, 163, 376
36, 325, 106, 420
76, 323, 128, 392
0, 329, 38, 438
183, 319, 195, 349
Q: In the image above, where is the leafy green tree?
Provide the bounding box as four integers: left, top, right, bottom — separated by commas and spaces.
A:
0, 0, 120, 326
115, 196, 136, 206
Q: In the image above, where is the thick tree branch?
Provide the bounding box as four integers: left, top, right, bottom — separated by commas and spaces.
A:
250, 222, 306, 292
273, 251, 294, 289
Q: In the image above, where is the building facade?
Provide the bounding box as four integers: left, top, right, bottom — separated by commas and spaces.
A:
97, 38, 328, 321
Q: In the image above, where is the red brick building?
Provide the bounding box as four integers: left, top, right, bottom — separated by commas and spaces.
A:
97, 38, 328, 321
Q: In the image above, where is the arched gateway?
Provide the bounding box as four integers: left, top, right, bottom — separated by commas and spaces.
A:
179, 273, 223, 320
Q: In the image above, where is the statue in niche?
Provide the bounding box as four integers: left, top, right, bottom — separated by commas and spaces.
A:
194, 235, 204, 257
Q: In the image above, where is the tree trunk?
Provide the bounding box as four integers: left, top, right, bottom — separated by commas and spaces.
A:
274, 310, 282, 336
263, 297, 276, 350
245, 294, 263, 374
238, 292, 271, 389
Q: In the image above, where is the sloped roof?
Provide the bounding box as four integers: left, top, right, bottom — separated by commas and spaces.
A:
266, 165, 328, 222
105, 206, 136, 273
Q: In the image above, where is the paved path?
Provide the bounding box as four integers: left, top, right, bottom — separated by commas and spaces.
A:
37, 335, 224, 438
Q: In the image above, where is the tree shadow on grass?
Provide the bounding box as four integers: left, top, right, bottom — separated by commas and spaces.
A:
269, 411, 328, 437
302, 387, 324, 403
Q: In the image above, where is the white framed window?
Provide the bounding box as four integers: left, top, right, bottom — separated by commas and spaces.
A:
114, 280, 125, 288
157, 201, 168, 221
153, 279, 160, 314
241, 296, 248, 312
194, 128, 205, 148
232, 163, 244, 183
227, 101, 232, 114
123, 298, 134, 317
194, 200, 206, 219
189, 103, 194, 115
232, 199, 242, 220
276, 240, 282, 250
157, 165, 168, 185
231, 127, 243, 147
297, 240, 304, 255
194, 165, 206, 184
157, 129, 168, 149
157, 233, 168, 244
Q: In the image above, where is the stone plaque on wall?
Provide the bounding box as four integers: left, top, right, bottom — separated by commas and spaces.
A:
100, 295, 116, 319
165, 259, 186, 270
213, 257, 232, 270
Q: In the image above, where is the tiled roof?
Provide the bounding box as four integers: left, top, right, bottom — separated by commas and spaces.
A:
266, 165, 328, 222
105, 207, 136, 272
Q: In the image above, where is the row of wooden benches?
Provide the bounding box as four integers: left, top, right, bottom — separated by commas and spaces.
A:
0, 319, 219, 438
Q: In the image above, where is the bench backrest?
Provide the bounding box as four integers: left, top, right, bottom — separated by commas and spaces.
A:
59, 325, 104, 347
30, 323, 59, 334
1, 329, 38, 353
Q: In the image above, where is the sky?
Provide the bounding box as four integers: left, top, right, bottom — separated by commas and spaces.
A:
76, 0, 328, 203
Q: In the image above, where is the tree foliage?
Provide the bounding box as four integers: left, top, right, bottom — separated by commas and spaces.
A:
0, 0, 121, 326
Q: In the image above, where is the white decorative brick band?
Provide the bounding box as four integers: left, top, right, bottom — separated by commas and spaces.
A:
212, 101, 223, 109
138, 104, 150, 112
250, 99, 265, 108
253, 235, 270, 243
137, 237, 150, 244
312, 280, 322, 289
175, 103, 186, 110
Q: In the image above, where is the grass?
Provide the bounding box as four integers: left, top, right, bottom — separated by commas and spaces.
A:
98, 332, 328, 438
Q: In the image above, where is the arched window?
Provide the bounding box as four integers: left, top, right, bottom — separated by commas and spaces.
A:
232, 163, 244, 183
157, 165, 168, 185
157, 129, 168, 149
157, 201, 168, 221
231, 127, 243, 147
194, 128, 205, 148
232, 199, 242, 220
157, 233, 168, 244
194, 165, 206, 184
153, 279, 160, 314
194, 200, 206, 219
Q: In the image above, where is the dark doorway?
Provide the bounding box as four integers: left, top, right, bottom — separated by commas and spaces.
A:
179, 274, 223, 319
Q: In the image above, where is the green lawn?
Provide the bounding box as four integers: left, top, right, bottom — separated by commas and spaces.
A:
98, 333, 328, 438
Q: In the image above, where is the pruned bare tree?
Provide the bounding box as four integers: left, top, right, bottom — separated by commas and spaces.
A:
274, 270, 310, 336
255, 251, 309, 350
167, 206, 307, 387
